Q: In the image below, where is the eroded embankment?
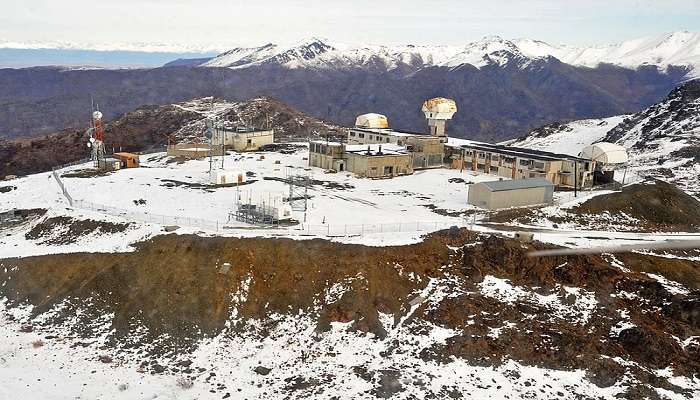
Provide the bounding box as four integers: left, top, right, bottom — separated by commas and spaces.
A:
1, 230, 699, 397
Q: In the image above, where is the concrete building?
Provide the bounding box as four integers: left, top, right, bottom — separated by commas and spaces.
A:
446, 142, 596, 189
308, 141, 346, 171
347, 128, 444, 169
308, 141, 412, 178
468, 178, 554, 210
214, 126, 274, 152
344, 144, 413, 178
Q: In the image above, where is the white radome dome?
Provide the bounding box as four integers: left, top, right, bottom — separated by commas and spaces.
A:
92, 111, 103, 120
355, 113, 389, 129
579, 143, 629, 164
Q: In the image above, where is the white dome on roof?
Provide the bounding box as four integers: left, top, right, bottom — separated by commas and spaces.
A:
355, 113, 389, 129
579, 142, 629, 164
422, 97, 457, 120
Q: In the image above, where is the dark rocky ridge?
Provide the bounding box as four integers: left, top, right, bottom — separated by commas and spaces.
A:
0, 96, 343, 177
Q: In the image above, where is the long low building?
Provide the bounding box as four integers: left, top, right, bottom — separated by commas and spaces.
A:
446, 142, 596, 189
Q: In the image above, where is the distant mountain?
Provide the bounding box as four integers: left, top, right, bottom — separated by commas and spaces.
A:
506, 79, 700, 195
163, 57, 214, 67
0, 33, 696, 142
199, 33, 700, 76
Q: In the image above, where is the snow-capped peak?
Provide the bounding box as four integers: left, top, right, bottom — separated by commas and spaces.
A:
199, 31, 700, 75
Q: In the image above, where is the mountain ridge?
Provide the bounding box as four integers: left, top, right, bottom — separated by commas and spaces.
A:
199, 32, 700, 76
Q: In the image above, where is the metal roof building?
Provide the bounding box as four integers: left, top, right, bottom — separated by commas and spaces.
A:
468, 178, 554, 210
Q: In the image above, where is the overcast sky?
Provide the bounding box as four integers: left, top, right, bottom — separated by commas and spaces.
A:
2, 0, 699, 49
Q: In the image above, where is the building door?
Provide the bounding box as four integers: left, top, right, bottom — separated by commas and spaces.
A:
339, 163, 344, 172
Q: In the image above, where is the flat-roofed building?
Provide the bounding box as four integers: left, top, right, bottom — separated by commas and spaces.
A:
308, 140, 346, 171
468, 178, 554, 210
214, 126, 274, 152
446, 142, 595, 189
308, 141, 412, 178
347, 128, 444, 169
345, 144, 413, 178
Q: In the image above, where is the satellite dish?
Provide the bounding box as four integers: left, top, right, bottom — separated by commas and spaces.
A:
89, 137, 96, 143
92, 111, 103, 120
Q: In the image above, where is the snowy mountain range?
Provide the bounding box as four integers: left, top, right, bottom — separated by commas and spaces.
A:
200, 32, 700, 76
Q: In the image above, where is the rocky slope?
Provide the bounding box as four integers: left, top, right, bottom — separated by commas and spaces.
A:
0, 228, 698, 398
0, 96, 342, 178
601, 80, 700, 193
506, 79, 700, 195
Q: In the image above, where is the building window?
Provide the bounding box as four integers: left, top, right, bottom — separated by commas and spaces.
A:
533, 161, 545, 170
350, 132, 356, 137
386, 138, 390, 143
519, 159, 530, 167
384, 166, 393, 175
359, 133, 365, 138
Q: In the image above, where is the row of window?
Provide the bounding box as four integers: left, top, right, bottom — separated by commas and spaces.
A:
349, 131, 394, 143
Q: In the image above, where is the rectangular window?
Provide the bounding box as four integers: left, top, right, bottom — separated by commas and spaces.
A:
349, 132, 356, 137
519, 159, 530, 166
533, 162, 545, 170
359, 133, 365, 138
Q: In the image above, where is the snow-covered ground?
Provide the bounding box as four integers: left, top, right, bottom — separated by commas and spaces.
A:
2, 145, 698, 258
0, 147, 496, 254
501, 116, 627, 155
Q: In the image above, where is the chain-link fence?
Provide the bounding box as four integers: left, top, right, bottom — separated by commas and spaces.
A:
70, 198, 463, 237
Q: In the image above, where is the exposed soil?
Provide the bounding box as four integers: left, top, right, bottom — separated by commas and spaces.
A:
62, 168, 115, 178
0, 208, 47, 230
572, 180, 700, 231
0, 185, 16, 193
24, 216, 131, 245
160, 178, 257, 191
1, 230, 698, 397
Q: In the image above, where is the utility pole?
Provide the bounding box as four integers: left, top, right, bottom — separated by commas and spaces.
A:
574, 160, 578, 197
